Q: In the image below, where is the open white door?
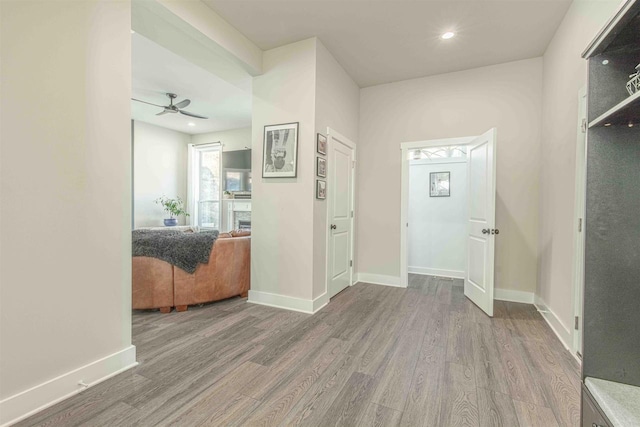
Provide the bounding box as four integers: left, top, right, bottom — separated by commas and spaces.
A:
327, 131, 355, 299
465, 128, 497, 317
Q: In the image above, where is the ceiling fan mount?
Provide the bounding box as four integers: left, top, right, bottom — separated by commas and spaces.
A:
132, 93, 208, 119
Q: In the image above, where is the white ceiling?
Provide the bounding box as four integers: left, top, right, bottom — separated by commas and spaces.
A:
203, 0, 572, 87
132, 33, 252, 135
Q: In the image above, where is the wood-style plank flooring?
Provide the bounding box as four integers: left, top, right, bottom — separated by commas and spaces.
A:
18, 275, 581, 426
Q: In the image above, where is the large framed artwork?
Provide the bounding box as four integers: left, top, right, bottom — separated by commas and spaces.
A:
430, 171, 450, 197
262, 122, 299, 178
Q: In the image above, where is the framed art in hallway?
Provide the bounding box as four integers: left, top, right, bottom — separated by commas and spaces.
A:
316, 180, 326, 199
263, 122, 299, 178
430, 171, 450, 197
317, 133, 327, 155
317, 157, 327, 178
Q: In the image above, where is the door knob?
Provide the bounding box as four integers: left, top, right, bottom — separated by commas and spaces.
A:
482, 228, 490, 234
492, 228, 500, 235
330, 224, 337, 230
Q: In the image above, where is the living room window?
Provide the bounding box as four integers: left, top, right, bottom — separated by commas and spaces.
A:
188, 143, 222, 229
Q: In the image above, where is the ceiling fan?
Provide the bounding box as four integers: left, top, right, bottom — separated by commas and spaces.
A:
132, 93, 208, 119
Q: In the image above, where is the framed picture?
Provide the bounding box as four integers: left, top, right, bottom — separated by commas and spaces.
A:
316, 180, 326, 199
430, 172, 450, 197
263, 122, 299, 178
317, 133, 327, 155
316, 157, 327, 178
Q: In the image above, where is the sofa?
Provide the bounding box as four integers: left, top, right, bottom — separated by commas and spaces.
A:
132, 230, 250, 312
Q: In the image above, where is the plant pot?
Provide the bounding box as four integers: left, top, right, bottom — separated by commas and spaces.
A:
164, 218, 178, 227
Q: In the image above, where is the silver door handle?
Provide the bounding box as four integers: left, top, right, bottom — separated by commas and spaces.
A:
330, 224, 337, 230
482, 229, 490, 234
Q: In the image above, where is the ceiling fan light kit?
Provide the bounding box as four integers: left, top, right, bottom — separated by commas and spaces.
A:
132, 93, 209, 119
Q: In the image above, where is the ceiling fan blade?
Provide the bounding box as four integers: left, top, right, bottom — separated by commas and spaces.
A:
174, 99, 191, 109
179, 110, 208, 119
156, 109, 172, 116
132, 98, 165, 108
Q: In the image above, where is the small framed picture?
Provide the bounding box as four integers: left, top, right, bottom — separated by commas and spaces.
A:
317, 157, 327, 178
316, 180, 326, 199
317, 133, 327, 155
263, 122, 299, 178
430, 172, 450, 197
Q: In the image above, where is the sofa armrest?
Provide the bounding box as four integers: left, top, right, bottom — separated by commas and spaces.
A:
173, 236, 250, 306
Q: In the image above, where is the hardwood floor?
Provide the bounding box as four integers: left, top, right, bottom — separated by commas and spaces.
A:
17, 275, 581, 426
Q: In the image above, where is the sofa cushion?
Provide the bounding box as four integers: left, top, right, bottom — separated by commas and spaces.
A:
230, 230, 251, 237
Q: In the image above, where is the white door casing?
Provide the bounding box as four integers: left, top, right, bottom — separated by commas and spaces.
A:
465, 128, 498, 317
327, 129, 355, 299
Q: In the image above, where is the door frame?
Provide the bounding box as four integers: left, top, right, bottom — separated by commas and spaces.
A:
571, 87, 588, 358
400, 136, 476, 288
326, 127, 357, 297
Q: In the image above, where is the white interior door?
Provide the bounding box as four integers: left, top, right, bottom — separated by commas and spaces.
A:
328, 132, 355, 299
465, 128, 497, 316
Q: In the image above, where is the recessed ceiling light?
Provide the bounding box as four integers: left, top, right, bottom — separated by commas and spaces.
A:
602, 59, 609, 65
441, 32, 455, 40
188, 122, 195, 127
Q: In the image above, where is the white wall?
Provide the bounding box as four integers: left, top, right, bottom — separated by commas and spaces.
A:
408, 160, 467, 278
133, 121, 190, 228
538, 0, 620, 333
250, 38, 317, 303
0, 1, 134, 423
312, 40, 360, 300
249, 38, 359, 310
191, 127, 251, 151
358, 58, 543, 294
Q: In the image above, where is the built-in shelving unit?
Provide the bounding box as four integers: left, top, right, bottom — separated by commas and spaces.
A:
581, 0, 640, 426
589, 90, 640, 127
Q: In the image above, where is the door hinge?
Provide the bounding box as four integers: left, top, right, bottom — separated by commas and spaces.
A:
574, 316, 580, 330
351, 211, 354, 218
352, 160, 356, 169
581, 118, 587, 133
350, 260, 353, 267
578, 218, 583, 232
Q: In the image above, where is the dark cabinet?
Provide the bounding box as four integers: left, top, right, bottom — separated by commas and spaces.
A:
581, 384, 612, 427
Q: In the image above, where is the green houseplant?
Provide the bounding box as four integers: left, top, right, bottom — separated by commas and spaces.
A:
155, 196, 189, 226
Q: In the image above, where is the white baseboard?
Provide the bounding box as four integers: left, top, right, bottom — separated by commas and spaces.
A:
494, 288, 535, 304
534, 295, 574, 354
0, 345, 137, 427
355, 273, 405, 288
408, 267, 465, 279
312, 292, 329, 313
248, 290, 327, 314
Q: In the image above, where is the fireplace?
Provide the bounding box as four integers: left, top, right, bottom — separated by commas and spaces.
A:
238, 220, 251, 231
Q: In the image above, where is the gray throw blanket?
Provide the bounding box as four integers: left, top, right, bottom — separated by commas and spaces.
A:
132, 229, 219, 274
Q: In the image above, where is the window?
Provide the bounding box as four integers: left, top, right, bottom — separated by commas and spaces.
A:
188, 143, 221, 229
408, 145, 467, 160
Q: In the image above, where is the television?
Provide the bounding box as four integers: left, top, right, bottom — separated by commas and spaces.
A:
222, 149, 251, 193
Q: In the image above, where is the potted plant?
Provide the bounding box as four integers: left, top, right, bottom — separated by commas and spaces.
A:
155, 195, 189, 226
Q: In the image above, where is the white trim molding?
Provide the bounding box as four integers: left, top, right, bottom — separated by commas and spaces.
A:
534, 295, 574, 355
355, 273, 405, 288
0, 345, 137, 427
494, 288, 535, 304
248, 290, 327, 314
408, 267, 465, 280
